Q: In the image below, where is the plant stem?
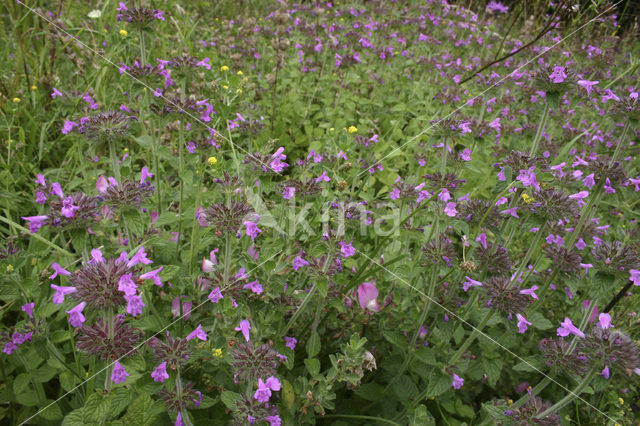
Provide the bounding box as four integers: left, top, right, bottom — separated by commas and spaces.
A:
448, 309, 495, 366
535, 369, 597, 419
530, 101, 549, 156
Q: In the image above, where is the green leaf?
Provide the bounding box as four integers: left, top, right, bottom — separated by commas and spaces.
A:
306, 331, 321, 357
512, 355, 544, 373
122, 210, 145, 237
15, 391, 40, 407
355, 382, 385, 402
106, 388, 133, 419
84, 392, 110, 423
62, 409, 94, 426
393, 375, 418, 400
414, 348, 438, 366
482, 357, 503, 387
220, 391, 241, 410
304, 358, 321, 377
382, 331, 408, 349
32, 365, 58, 383
316, 279, 328, 299
281, 379, 296, 409
13, 373, 31, 395
120, 393, 163, 426
427, 372, 452, 397
39, 400, 63, 421
528, 312, 553, 330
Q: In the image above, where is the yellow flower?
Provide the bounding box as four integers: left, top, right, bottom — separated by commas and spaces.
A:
12, 97, 21, 103
207, 156, 218, 165
222, 85, 229, 90
220, 65, 229, 72
507, 399, 513, 406
212, 348, 223, 358
347, 126, 358, 134
119, 29, 128, 37
329, 128, 334, 132
237, 70, 243, 75
6, 265, 14, 272
619, 397, 624, 405
236, 89, 242, 94
30, 85, 37, 91
521, 193, 534, 204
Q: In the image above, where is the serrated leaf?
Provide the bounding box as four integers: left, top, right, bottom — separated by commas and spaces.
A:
106, 388, 132, 419
382, 331, 407, 349
39, 400, 63, 421
482, 357, 503, 388
13, 373, 31, 395
304, 358, 320, 377
512, 355, 544, 373
220, 391, 241, 410
354, 382, 385, 402
393, 375, 418, 400
528, 312, 553, 330
120, 393, 162, 426
33, 365, 58, 383
316, 279, 328, 298
427, 372, 451, 397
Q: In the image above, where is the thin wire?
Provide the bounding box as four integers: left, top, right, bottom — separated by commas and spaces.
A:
16, 1, 280, 174
354, 248, 615, 422
19, 249, 283, 425
356, 1, 623, 179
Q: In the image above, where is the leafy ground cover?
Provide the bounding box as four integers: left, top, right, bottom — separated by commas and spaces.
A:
1, 0, 640, 424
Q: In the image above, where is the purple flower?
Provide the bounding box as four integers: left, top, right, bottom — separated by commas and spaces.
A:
292, 256, 310, 271
171, 297, 192, 319
357, 280, 380, 312
22, 215, 49, 233
459, 148, 472, 161
556, 317, 585, 338
443, 202, 458, 217
186, 324, 207, 341
254, 378, 272, 402
265, 415, 282, 426
117, 273, 138, 296
519, 285, 539, 300
577, 80, 598, 95
111, 361, 129, 384
549, 65, 567, 83
500, 207, 519, 218
175, 412, 183, 426
21, 302, 35, 318
35, 191, 47, 204
61, 120, 78, 135
49, 262, 71, 279
630, 269, 640, 286
339, 241, 356, 258
516, 314, 531, 333
243, 280, 263, 295
596, 313, 613, 330
235, 319, 251, 342
285, 337, 297, 350
244, 218, 262, 240
452, 373, 464, 389
600, 366, 610, 379
66, 302, 86, 328
3, 342, 18, 355
208, 287, 223, 303
60, 196, 79, 218
51, 284, 77, 305
282, 186, 296, 199
151, 361, 169, 382
12, 332, 26, 345
51, 88, 63, 98
124, 294, 145, 317
315, 170, 331, 183
269, 147, 288, 172
140, 167, 153, 184
140, 266, 164, 287
462, 276, 482, 292
127, 246, 153, 268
